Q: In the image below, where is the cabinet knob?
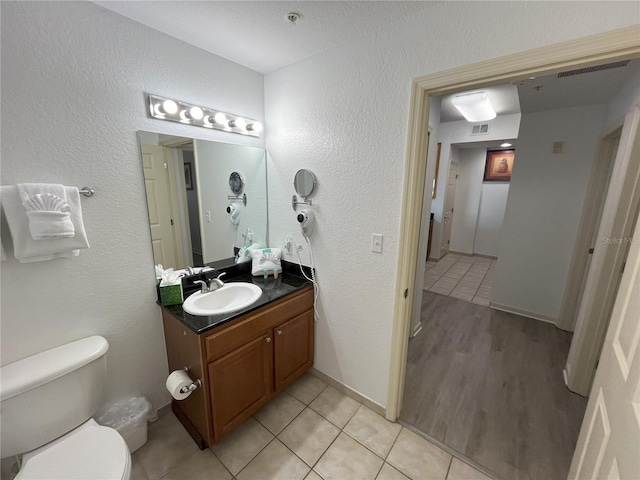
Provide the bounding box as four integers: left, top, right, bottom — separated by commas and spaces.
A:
276, 330, 283, 336
266, 337, 272, 343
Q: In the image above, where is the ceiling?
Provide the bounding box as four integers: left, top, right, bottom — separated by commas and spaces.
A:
93, 1, 432, 74
96, 1, 639, 125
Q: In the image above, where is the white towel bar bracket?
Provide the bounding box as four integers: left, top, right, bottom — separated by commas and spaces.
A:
79, 187, 94, 197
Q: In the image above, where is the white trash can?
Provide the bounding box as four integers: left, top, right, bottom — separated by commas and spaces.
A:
97, 397, 154, 454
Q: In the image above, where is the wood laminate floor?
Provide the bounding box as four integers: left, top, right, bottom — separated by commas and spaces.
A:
400, 292, 588, 480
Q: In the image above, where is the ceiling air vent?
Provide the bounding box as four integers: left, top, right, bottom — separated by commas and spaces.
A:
471, 123, 490, 135
557, 60, 630, 78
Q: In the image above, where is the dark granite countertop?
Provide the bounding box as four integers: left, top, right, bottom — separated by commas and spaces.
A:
160, 266, 313, 335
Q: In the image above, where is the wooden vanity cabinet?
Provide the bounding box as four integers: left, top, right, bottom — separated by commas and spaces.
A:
162, 286, 314, 446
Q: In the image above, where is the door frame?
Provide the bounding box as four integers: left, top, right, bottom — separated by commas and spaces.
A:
564, 105, 640, 396
386, 25, 640, 421
558, 126, 624, 333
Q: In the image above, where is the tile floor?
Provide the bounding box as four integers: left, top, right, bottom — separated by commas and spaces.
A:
424, 254, 496, 306
131, 372, 494, 480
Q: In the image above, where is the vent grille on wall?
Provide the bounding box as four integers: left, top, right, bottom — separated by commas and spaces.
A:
557, 60, 630, 78
471, 124, 490, 135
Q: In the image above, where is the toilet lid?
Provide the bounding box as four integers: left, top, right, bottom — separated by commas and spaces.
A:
17, 425, 129, 480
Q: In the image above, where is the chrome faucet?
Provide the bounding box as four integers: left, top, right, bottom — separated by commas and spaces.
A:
193, 272, 226, 294
186, 266, 196, 275
208, 272, 226, 291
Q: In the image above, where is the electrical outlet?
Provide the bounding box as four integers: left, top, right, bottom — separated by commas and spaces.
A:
285, 237, 292, 255
205, 210, 211, 222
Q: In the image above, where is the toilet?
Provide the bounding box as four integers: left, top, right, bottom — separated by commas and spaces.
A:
0, 336, 131, 479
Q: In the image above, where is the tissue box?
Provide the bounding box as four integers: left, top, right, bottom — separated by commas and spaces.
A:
159, 284, 183, 306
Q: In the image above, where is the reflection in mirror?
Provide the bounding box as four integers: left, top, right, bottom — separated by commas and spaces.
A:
294, 169, 317, 198
229, 172, 245, 195
138, 131, 267, 271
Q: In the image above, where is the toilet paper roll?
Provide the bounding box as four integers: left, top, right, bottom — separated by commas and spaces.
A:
166, 369, 193, 401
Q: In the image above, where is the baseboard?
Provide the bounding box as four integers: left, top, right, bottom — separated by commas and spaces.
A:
490, 302, 557, 325
412, 323, 423, 338
449, 250, 497, 260
308, 367, 386, 417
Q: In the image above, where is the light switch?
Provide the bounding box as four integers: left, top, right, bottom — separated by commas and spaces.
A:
371, 234, 383, 253
205, 210, 211, 222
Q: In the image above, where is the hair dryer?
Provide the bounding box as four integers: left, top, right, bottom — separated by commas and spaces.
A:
297, 209, 315, 237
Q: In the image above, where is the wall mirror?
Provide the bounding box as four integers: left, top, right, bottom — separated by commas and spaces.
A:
138, 131, 267, 271
294, 169, 316, 198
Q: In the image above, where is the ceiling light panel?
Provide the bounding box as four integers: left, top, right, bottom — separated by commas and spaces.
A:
452, 91, 497, 122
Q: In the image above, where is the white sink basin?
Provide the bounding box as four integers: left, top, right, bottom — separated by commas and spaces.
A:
182, 282, 263, 316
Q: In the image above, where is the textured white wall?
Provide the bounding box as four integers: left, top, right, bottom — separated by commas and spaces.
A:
265, 2, 637, 407
0, 1, 264, 409
492, 104, 607, 320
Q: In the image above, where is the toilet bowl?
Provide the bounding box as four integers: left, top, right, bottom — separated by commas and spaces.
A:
16, 419, 131, 480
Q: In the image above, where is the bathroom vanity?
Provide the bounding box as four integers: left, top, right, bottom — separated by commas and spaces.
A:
160, 272, 314, 447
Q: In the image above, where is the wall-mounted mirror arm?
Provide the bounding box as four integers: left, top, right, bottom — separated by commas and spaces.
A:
292, 195, 312, 211
228, 193, 247, 206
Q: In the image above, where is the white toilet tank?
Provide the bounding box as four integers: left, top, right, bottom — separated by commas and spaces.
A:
0, 336, 109, 458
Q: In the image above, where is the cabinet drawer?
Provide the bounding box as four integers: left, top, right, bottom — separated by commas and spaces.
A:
205, 287, 313, 361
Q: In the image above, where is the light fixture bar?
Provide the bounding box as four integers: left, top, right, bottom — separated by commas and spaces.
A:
452, 91, 496, 123
147, 94, 263, 138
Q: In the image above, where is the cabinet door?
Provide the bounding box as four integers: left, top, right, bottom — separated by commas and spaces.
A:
274, 310, 314, 392
209, 333, 273, 440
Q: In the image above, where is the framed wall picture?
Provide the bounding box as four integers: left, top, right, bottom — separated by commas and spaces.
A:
184, 162, 194, 190
484, 149, 515, 182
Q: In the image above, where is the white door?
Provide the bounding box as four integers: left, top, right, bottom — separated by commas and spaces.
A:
568, 208, 640, 480
142, 144, 179, 269
440, 163, 458, 256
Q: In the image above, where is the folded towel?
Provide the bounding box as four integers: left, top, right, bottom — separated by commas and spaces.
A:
1, 186, 89, 263
17, 183, 75, 239
250, 248, 283, 276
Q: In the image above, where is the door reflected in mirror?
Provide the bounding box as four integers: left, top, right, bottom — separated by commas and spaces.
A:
138, 131, 267, 271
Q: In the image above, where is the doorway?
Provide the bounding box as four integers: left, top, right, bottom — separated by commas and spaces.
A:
386, 23, 640, 477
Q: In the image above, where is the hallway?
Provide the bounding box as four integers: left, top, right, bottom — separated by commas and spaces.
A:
400, 292, 587, 480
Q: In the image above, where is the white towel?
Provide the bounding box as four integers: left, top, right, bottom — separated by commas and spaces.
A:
1, 186, 90, 263
17, 183, 75, 239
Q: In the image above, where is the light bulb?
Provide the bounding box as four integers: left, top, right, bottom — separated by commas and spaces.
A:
230, 117, 246, 130
247, 122, 263, 133
161, 99, 178, 115
500, 142, 512, 147
189, 106, 203, 120
214, 112, 227, 125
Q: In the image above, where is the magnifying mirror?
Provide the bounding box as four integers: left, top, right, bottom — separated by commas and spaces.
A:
229, 171, 245, 195
294, 169, 316, 198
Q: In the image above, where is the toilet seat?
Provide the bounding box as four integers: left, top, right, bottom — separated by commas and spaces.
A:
16, 422, 130, 480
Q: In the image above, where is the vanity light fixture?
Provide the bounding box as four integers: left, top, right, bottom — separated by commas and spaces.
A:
501, 142, 512, 147
147, 94, 263, 137
452, 91, 497, 122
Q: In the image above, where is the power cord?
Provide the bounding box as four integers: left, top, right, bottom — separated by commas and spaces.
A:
291, 236, 318, 321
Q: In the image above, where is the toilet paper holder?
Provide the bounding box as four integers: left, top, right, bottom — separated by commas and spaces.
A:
180, 367, 202, 394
